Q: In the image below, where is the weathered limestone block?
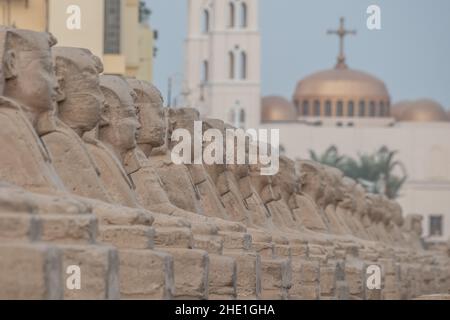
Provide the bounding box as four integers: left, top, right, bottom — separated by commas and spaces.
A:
379, 258, 401, 300
290, 260, 320, 300
38, 214, 97, 245
260, 258, 292, 300
0, 185, 121, 300
118, 249, 174, 299
99, 225, 155, 250
208, 254, 237, 300
223, 251, 261, 300
61, 244, 119, 300
163, 248, 209, 300
0, 213, 39, 242
193, 234, 224, 255
0, 243, 62, 300
319, 261, 339, 299
345, 259, 365, 300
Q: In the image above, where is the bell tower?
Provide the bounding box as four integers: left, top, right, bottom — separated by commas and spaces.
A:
185, 0, 261, 128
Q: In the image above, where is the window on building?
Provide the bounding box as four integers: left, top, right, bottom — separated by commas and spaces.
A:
229, 51, 235, 79
337, 101, 344, 117
359, 101, 366, 117
379, 101, 385, 117
429, 215, 443, 237
348, 101, 355, 117
240, 2, 248, 28
201, 9, 210, 33
325, 100, 332, 117
240, 51, 247, 79
230, 102, 245, 128
104, 0, 121, 54
369, 101, 376, 117
240, 109, 246, 124
314, 100, 321, 116
228, 2, 235, 28
302, 100, 310, 116
201, 60, 209, 84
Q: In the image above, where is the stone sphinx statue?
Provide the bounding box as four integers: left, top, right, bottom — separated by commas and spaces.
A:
0, 27, 65, 194
277, 157, 329, 233
402, 214, 424, 250
337, 177, 371, 240
166, 108, 231, 222
123, 79, 244, 232
385, 199, 407, 245
0, 28, 123, 299
202, 118, 251, 225
296, 161, 333, 232
320, 165, 356, 236
126, 79, 202, 215
41, 47, 112, 202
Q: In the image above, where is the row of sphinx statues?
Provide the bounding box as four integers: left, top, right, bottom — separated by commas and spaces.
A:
0, 27, 448, 300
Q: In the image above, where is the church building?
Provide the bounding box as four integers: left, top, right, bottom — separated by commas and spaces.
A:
184, 1, 450, 245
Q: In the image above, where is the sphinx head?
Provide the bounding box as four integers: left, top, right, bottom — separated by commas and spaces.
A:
203, 118, 227, 177
167, 107, 200, 157
387, 199, 404, 227
126, 78, 165, 150
53, 47, 104, 135
338, 177, 358, 212
404, 214, 423, 237
1, 28, 58, 116
99, 75, 140, 155
321, 165, 345, 206
366, 194, 384, 224
297, 160, 326, 203
224, 123, 250, 181
272, 156, 298, 203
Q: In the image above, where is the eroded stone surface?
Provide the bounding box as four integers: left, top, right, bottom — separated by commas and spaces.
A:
0, 27, 449, 300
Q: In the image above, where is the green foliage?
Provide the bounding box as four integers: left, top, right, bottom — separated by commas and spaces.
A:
139, 1, 152, 23
309, 145, 408, 199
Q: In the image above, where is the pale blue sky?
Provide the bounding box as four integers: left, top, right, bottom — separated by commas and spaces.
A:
145, 0, 450, 109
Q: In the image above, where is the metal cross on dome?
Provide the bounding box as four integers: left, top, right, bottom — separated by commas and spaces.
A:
327, 17, 357, 69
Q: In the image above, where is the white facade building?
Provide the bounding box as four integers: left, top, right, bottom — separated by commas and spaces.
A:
184, 5, 450, 243
185, 0, 261, 128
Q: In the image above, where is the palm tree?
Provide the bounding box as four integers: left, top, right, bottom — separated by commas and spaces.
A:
309, 146, 407, 199
309, 146, 345, 168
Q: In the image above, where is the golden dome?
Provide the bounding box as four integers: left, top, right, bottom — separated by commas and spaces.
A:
293, 68, 389, 101
261, 96, 296, 122
396, 99, 449, 122
391, 100, 412, 121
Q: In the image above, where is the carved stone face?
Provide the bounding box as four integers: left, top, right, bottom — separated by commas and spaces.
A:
273, 156, 297, 202
366, 194, 383, 223
297, 161, 326, 203
321, 165, 345, 206
99, 75, 141, 152
53, 47, 104, 134
127, 79, 165, 148
413, 216, 423, 236
2, 29, 59, 115
387, 199, 404, 227
203, 119, 227, 178
167, 108, 199, 155
353, 183, 369, 219
339, 177, 357, 212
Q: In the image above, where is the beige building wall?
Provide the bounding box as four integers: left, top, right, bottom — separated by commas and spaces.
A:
48, 0, 104, 58
123, 0, 139, 77
1, 0, 154, 80
0, 0, 47, 30
137, 23, 154, 82
261, 121, 450, 242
